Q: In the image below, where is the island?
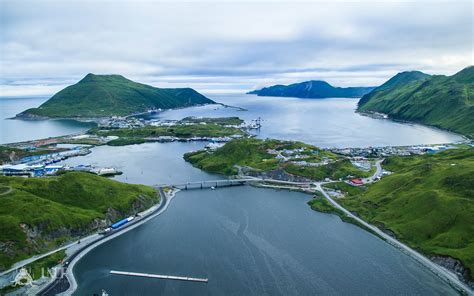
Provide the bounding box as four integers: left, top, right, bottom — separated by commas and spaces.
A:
248, 80, 375, 98
88, 116, 249, 146
358, 66, 474, 138
16, 73, 215, 119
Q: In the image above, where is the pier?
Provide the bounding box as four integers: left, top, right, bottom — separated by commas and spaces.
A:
110, 270, 208, 283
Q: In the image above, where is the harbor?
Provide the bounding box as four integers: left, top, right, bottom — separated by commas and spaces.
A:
0, 94, 469, 296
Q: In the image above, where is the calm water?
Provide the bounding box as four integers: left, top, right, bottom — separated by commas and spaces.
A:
154, 94, 463, 148
68, 143, 457, 295
0, 94, 462, 146
0, 97, 94, 144
2, 95, 462, 294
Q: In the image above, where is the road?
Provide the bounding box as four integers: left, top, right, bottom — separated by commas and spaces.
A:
363, 159, 384, 183
0, 233, 100, 278
37, 187, 169, 296
315, 183, 473, 295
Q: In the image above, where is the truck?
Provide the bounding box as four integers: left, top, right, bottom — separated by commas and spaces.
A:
110, 216, 135, 230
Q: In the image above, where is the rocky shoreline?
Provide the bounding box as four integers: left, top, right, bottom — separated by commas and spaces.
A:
430, 255, 473, 289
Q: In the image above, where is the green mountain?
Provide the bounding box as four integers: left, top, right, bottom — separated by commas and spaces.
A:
357, 71, 430, 106
17, 74, 215, 118
248, 80, 375, 98
358, 66, 474, 138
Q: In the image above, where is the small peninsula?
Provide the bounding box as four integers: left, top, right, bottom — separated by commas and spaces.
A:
248, 80, 375, 98
16, 74, 215, 119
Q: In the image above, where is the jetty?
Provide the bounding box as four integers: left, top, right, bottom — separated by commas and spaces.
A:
110, 270, 208, 283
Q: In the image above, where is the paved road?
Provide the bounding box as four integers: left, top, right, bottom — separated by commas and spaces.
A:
0, 233, 100, 278
315, 184, 473, 295
363, 159, 384, 183
37, 188, 168, 296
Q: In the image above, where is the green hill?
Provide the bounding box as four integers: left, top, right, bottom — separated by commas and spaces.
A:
358, 66, 474, 138
184, 138, 370, 180
248, 80, 375, 98
0, 172, 158, 270
339, 148, 474, 282
17, 74, 215, 118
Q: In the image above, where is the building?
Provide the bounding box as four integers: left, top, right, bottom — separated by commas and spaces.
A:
349, 178, 364, 186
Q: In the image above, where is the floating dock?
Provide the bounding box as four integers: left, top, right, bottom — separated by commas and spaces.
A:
110, 270, 208, 283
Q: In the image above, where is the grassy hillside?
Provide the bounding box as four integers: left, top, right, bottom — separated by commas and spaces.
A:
0, 172, 158, 270
285, 159, 373, 180
339, 148, 474, 280
18, 74, 214, 118
185, 138, 282, 175
249, 80, 374, 98
358, 66, 474, 138
184, 138, 370, 180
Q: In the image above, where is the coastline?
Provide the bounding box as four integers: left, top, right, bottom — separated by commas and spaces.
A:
357, 110, 471, 141
1, 109, 471, 294
38, 187, 179, 296
315, 184, 474, 295
10, 102, 241, 122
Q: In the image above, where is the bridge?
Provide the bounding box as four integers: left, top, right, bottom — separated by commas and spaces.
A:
154, 177, 317, 190
155, 178, 258, 190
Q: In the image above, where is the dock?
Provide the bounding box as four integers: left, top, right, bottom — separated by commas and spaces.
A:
110, 270, 208, 283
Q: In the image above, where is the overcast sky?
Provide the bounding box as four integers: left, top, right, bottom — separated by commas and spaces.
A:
0, 0, 472, 96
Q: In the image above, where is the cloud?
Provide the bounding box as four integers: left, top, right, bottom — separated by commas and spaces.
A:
0, 0, 472, 96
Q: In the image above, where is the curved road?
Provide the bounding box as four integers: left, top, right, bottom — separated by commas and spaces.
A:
316, 184, 473, 295
37, 187, 168, 296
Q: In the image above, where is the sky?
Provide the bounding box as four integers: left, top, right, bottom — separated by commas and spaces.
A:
0, 0, 472, 96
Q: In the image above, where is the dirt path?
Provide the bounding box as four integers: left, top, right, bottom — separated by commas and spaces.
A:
0, 185, 12, 196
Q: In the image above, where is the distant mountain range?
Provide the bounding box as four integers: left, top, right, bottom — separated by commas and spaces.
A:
248, 80, 375, 98
17, 74, 215, 118
358, 66, 474, 138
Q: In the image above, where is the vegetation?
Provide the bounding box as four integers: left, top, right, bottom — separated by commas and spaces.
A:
179, 116, 243, 126
107, 138, 146, 146
323, 181, 366, 196
184, 138, 281, 175
339, 148, 474, 280
25, 250, 67, 280
90, 122, 245, 146
0, 250, 66, 295
0, 172, 158, 271
358, 66, 474, 138
285, 159, 372, 181
184, 138, 369, 181
248, 80, 375, 98
308, 195, 344, 216
17, 73, 214, 118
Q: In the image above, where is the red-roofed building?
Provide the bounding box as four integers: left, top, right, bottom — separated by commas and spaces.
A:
350, 178, 364, 186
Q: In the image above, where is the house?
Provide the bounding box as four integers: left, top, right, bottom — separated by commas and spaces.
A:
349, 178, 364, 186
